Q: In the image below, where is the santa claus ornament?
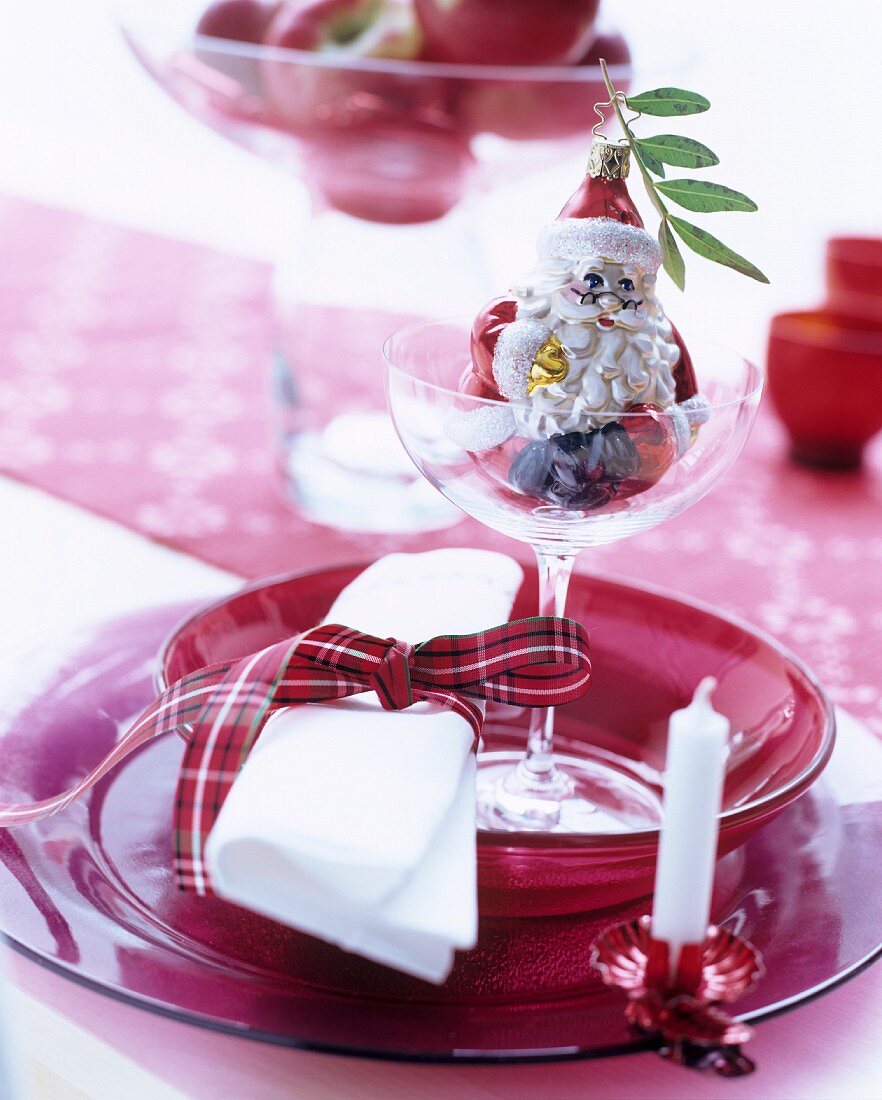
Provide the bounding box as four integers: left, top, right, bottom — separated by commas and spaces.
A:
455, 67, 767, 511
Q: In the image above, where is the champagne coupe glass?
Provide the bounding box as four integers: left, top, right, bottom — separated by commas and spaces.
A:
384, 318, 763, 832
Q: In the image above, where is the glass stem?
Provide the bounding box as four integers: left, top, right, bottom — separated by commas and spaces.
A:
521, 548, 577, 780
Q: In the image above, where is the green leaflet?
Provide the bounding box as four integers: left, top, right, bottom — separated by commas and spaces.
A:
635, 143, 666, 178
636, 134, 719, 169
655, 179, 758, 213
669, 216, 769, 283
626, 87, 711, 117
596, 58, 768, 288
658, 220, 686, 290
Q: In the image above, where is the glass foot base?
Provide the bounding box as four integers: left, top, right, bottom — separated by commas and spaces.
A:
476, 750, 664, 834
280, 413, 462, 534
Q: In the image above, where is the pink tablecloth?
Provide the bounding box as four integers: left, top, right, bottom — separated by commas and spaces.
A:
1, 197, 881, 1098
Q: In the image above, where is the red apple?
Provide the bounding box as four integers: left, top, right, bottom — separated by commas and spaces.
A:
414, 0, 600, 65
261, 0, 447, 138
189, 1, 280, 105
265, 0, 423, 59
196, 0, 279, 43
456, 28, 631, 142
303, 120, 473, 222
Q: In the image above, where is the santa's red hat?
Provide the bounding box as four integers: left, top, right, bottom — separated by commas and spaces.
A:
538, 138, 662, 275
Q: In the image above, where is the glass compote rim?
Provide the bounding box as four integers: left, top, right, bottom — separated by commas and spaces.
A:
383, 319, 766, 414
178, 34, 634, 83
114, 0, 635, 80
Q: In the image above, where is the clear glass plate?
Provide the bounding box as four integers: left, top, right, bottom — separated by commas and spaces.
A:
0, 595, 875, 1062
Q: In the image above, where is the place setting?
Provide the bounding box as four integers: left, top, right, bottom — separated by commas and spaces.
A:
1, 10, 881, 1093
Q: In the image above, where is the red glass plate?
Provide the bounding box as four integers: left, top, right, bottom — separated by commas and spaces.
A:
161, 565, 835, 916
0, 587, 876, 1061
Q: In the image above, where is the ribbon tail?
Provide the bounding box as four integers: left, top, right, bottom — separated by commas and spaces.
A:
0, 665, 229, 828
0, 703, 168, 827
173, 639, 304, 894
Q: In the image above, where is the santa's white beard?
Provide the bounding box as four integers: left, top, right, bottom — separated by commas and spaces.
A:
513, 280, 681, 440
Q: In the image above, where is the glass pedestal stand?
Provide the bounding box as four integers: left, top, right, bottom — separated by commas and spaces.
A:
271, 201, 492, 533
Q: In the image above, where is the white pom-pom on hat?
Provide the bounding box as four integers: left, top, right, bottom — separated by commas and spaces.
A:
538, 217, 662, 275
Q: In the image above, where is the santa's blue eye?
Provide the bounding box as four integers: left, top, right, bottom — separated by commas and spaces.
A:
619, 278, 635, 292
585, 273, 603, 289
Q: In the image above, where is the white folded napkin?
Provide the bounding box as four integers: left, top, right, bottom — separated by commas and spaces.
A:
205, 549, 524, 983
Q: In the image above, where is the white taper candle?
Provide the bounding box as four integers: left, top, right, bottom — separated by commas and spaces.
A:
651, 677, 730, 976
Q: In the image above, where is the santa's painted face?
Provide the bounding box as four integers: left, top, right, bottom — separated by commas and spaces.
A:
508, 252, 679, 438
552, 259, 647, 331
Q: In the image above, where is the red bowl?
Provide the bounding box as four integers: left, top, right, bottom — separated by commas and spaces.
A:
766, 308, 882, 468
826, 236, 882, 320
160, 563, 835, 916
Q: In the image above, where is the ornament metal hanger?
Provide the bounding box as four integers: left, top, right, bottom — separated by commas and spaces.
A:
592, 91, 641, 144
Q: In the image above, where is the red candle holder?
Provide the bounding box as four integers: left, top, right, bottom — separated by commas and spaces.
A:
826, 237, 882, 321
766, 308, 882, 468
592, 915, 764, 1077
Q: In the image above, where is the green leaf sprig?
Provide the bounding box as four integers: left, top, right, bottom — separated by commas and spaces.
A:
598, 61, 768, 290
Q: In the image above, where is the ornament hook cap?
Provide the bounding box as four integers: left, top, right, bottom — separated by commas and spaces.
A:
588, 137, 631, 180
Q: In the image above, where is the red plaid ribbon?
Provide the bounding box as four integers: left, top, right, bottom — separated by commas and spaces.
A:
0, 616, 590, 894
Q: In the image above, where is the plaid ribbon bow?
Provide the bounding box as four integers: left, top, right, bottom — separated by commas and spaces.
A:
0, 616, 591, 895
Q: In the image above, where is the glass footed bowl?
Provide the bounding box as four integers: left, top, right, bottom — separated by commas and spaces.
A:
118, 0, 639, 225
116, 0, 661, 534
160, 564, 835, 917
